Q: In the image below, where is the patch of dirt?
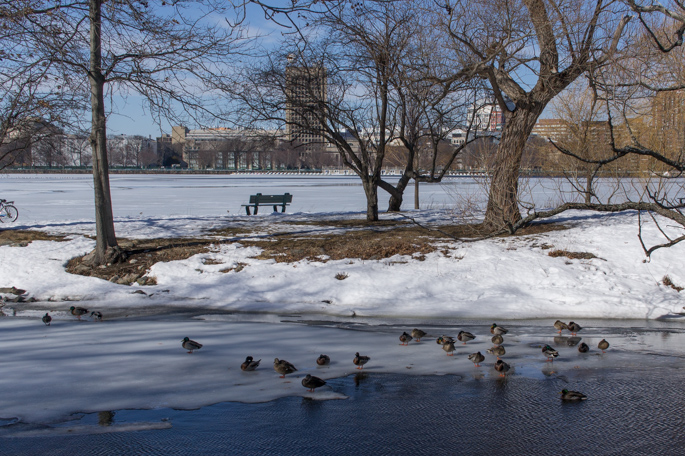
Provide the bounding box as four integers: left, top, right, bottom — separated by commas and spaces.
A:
663, 275, 683, 292
0, 229, 66, 246
57, 219, 569, 283
548, 249, 598, 260
65, 238, 214, 285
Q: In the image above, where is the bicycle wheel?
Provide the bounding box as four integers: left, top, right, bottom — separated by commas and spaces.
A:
2, 204, 18, 222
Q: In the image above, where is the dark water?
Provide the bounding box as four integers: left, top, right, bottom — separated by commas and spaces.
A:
3, 369, 684, 455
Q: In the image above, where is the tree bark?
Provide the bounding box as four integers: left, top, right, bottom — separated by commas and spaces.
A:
483, 104, 544, 231
362, 179, 379, 221
88, 0, 120, 265
383, 172, 411, 212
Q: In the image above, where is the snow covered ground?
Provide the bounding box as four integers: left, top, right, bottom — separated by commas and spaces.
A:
0, 173, 684, 425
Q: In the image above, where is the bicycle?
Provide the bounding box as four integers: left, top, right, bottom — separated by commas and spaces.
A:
0, 198, 18, 223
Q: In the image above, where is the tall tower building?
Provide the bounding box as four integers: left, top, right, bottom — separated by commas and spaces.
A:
285, 57, 327, 160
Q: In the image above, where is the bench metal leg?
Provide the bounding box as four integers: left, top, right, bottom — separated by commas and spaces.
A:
245, 206, 251, 215
254, 205, 258, 215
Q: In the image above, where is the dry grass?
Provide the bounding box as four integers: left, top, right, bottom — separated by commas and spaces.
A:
0, 229, 65, 246
663, 275, 683, 292
548, 249, 598, 260
4, 218, 568, 284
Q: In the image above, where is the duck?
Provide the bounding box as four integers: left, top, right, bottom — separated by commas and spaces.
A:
69, 306, 88, 320
567, 321, 582, 336
468, 351, 485, 367
491, 334, 503, 345
578, 342, 590, 353
316, 354, 331, 366
90, 311, 103, 322
42, 312, 52, 326
399, 332, 413, 346
598, 339, 610, 353
302, 374, 327, 392
487, 345, 506, 359
436, 336, 455, 345
411, 328, 427, 342
442, 340, 456, 356
353, 352, 370, 369
553, 320, 568, 334
542, 344, 559, 362
490, 323, 508, 336
181, 337, 202, 354
560, 389, 587, 401
494, 359, 511, 377
241, 356, 261, 371
457, 330, 475, 344
273, 358, 297, 378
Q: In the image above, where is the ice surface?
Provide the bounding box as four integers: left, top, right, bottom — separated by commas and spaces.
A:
0, 174, 683, 424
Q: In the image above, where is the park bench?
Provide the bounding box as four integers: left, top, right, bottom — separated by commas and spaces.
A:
241, 193, 293, 215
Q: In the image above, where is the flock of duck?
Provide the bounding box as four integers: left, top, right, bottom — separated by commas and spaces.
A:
41, 306, 102, 325
41, 308, 606, 400
181, 320, 607, 400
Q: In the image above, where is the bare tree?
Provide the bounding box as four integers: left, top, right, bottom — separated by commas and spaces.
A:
439, 0, 632, 232
3, 0, 248, 264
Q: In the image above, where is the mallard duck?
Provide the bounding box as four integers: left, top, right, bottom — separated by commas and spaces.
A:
241, 356, 261, 371
274, 358, 297, 378
468, 351, 485, 367
90, 311, 103, 322
457, 330, 475, 344
553, 320, 568, 334
302, 374, 327, 392
42, 312, 52, 326
490, 323, 508, 336
353, 352, 370, 369
487, 345, 506, 359
181, 337, 202, 354
560, 389, 587, 401
411, 328, 427, 342
542, 344, 559, 361
578, 342, 590, 353
69, 306, 88, 320
494, 359, 510, 377
567, 321, 582, 336
598, 339, 610, 353
316, 354, 331, 366
491, 334, 503, 345
436, 336, 455, 345
399, 332, 413, 346
442, 340, 456, 356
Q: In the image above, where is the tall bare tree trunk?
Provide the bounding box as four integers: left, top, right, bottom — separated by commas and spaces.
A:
483, 106, 543, 231
88, 0, 120, 265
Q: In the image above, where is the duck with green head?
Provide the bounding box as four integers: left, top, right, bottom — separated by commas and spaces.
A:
491, 323, 508, 336
542, 344, 559, 362
181, 337, 202, 354
561, 389, 587, 400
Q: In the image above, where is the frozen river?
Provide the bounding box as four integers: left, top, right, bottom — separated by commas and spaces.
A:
0, 172, 665, 222
2, 313, 685, 454
1, 173, 684, 453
